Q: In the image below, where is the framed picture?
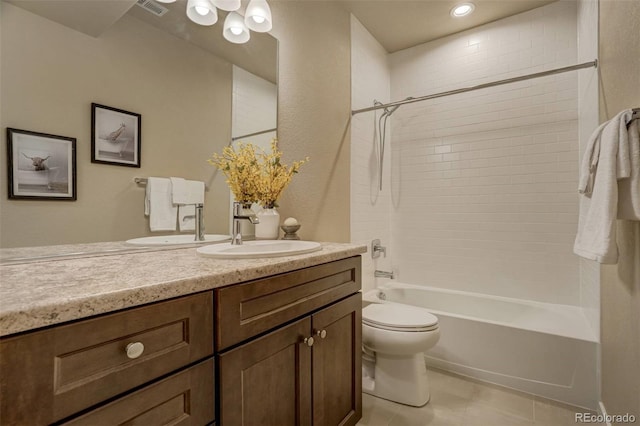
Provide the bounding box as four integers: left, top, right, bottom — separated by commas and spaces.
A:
91, 103, 141, 167
7, 128, 77, 200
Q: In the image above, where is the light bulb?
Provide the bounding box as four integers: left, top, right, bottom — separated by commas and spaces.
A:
450, 3, 475, 17
187, 0, 217, 25
195, 5, 209, 15
244, 0, 272, 32
223, 11, 250, 43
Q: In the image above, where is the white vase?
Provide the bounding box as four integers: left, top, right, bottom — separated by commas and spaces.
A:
255, 208, 280, 239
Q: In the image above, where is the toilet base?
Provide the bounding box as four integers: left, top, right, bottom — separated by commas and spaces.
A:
362, 352, 430, 407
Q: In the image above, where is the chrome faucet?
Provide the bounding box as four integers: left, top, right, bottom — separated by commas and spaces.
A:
371, 239, 387, 259
374, 270, 395, 279
195, 204, 204, 241
231, 202, 259, 245
183, 204, 205, 241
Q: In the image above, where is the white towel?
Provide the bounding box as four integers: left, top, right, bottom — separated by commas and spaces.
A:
170, 178, 205, 205
170, 177, 189, 205
170, 178, 204, 232
185, 180, 205, 205
574, 109, 636, 264
617, 119, 640, 220
144, 177, 177, 231
179, 204, 196, 231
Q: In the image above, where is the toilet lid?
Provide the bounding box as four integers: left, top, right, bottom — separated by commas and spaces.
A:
363, 303, 438, 331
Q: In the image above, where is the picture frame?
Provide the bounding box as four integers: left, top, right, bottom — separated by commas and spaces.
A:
6, 128, 77, 201
91, 103, 141, 167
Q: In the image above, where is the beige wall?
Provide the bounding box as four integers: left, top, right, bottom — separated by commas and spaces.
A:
599, 0, 640, 419
269, 2, 352, 243
0, 3, 232, 247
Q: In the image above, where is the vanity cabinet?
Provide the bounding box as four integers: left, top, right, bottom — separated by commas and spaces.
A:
0, 253, 363, 426
216, 256, 362, 426
0, 292, 214, 425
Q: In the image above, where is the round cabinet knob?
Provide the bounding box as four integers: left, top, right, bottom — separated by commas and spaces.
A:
315, 329, 327, 339
125, 342, 145, 359
303, 336, 315, 347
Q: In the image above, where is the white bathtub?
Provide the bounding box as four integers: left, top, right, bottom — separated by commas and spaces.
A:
17, 167, 58, 186
363, 282, 599, 410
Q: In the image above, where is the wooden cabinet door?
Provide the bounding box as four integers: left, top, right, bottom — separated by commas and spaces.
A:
311, 294, 362, 426
219, 317, 312, 426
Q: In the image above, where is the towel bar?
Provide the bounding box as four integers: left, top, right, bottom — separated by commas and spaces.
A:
134, 177, 209, 191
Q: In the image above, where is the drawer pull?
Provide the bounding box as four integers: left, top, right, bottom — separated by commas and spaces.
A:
303, 336, 314, 347
125, 342, 145, 359
315, 329, 327, 339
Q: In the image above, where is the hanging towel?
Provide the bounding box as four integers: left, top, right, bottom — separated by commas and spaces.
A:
170, 177, 189, 205
144, 177, 177, 231
185, 180, 205, 205
179, 205, 196, 231
170, 178, 204, 232
170, 178, 205, 206
574, 109, 636, 264
617, 119, 640, 220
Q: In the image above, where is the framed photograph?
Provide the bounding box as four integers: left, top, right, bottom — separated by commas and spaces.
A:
7, 128, 77, 200
91, 103, 141, 167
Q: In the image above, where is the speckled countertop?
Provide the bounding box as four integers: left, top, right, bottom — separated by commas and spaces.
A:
0, 242, 367, 337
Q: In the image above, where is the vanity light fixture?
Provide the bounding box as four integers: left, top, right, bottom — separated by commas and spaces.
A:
450, 2, 475, 18
223, 11, 251, 43
245, 0, 273, 32
186, 0, 218, 25
212, 0, 242, 12
168, 0, 271, 44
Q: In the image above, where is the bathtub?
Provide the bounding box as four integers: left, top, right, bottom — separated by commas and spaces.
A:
17, 167, 58, 187
363, 282, 599, 410
97, 138, 126, 154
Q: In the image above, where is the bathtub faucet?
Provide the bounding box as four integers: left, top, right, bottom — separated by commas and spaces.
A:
231, 202, 259, 245
374, 270, 395, 279
371, 239, 387, 259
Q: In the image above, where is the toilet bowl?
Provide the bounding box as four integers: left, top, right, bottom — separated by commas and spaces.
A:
362, 302, 440, 407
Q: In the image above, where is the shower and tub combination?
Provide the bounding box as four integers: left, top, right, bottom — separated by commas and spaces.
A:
351, 27, 601, 408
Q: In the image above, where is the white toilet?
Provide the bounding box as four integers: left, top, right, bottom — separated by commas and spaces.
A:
362, 302, 440, 407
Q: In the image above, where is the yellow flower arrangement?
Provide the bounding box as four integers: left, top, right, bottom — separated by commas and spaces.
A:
208, 139, 308, 208
208, 142, 261, 205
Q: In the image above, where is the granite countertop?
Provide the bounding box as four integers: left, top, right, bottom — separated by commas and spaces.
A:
0, 242, 367, 337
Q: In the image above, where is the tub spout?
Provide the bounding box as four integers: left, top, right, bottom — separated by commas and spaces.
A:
374, 270, 395, 279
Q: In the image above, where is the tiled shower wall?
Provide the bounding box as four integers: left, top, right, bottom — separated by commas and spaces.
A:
350, 16, 392, 293
576, 0, 600, 338
388, 1, 582, 305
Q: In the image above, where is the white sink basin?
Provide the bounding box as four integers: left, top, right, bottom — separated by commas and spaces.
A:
196, 240, 322, 259
126, 234, 230, 246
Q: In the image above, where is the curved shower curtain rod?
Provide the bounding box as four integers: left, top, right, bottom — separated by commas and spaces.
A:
351, 59, 598, 116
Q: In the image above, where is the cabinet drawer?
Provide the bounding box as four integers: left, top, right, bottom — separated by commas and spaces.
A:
0, 292, 213, 425
216, 256, 361, 350
62, 358, 215, 426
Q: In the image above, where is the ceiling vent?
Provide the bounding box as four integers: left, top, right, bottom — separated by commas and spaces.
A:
136, 0, 169, 17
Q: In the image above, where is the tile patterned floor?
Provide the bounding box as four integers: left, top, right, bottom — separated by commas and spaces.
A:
357, 368, 602, 426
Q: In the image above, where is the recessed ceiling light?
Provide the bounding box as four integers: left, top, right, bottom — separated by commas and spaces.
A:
450, 2, 475, 18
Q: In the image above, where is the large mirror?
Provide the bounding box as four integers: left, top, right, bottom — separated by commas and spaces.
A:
0, 0, 277, 259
